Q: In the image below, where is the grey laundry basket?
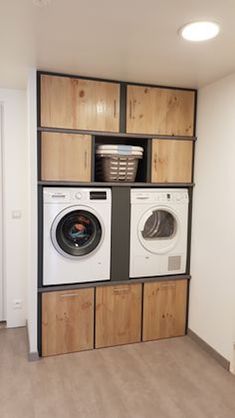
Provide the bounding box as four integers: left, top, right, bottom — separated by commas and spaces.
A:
96, 145, 144, 182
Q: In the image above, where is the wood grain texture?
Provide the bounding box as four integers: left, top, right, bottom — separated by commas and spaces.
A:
95, 284, 142, 348
151, 139, 193, 183
41, 74, 120, 132
126, 85, 195, 136
41, 132, 92, 181
143, 280, 187, 341
42, 288, 94, 356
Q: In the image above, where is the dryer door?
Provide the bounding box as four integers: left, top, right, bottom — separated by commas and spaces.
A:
138, 207, 179, 254
51, 207, 103, 258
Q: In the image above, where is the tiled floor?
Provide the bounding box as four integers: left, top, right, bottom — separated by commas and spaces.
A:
1, 327, 235, 418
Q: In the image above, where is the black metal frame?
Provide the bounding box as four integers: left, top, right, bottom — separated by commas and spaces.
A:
37, 69, 197, 355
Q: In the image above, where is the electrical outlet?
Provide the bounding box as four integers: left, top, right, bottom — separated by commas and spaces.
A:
13, 300, 23, 310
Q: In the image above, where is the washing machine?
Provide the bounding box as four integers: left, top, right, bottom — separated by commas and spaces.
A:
43, 188, 111, 285
129, 189, 189, 278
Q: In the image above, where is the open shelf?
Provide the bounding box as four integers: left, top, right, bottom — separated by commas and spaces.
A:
94, 135, 149, 183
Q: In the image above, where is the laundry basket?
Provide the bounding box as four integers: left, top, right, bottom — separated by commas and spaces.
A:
96, 145, 144, 182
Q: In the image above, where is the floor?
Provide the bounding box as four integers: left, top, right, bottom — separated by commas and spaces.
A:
1, 329, 235, 418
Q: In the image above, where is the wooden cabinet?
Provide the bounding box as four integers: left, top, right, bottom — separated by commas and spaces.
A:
142, 280, 187, 341
126, 85, 195, 136
40, 75, 120, 132
151, 139, 193, 183
42, 288, 94, 356
41, 132, 92, 182
95, 283, 142, 348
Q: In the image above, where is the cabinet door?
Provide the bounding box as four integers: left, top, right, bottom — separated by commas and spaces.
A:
142, 280, 187, 341
42, 288, 94, 356
41, 132, 92, 181
151, 139, 193, 183
41, 75, 120, 132
126, 85, 195, 136
95, 284, 142, 348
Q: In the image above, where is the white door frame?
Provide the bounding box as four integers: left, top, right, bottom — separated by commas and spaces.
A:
0, 103, 4, 321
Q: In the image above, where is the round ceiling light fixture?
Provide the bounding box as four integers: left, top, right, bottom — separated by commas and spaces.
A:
33, 0, 51, 7
180, 21, 220, 42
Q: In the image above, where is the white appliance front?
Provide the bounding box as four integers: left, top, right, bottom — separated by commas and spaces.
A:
43, 188, 112, 285
130, 189, 189, 278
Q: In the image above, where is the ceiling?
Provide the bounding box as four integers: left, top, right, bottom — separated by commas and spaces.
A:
1, 0, 235, 89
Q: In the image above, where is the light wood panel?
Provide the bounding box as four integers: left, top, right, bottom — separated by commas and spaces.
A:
40, 74, 120, 132
151, 139, 193, 183
126, 85, 195, 136
95, 284, 142, 348
41, 132, 92, 181
42, 288, 94, 356
142, 280, 187, 341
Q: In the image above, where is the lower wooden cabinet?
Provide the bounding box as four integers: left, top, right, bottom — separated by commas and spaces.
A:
151, 139, 193, 183
95, 284, 142, 348
142, 280, 187, 341
41, 280, 188, 356
42, 288, 94, 356
41, 132, 92, 182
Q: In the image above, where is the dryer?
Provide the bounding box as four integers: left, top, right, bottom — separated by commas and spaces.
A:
43, 188, 111, 285
129, 189, 189, 278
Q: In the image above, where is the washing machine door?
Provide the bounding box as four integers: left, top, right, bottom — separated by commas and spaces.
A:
51, 206, 103, 258
138, 207, 179, 254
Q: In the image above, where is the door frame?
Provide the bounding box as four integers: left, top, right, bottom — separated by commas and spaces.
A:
0, 103, 5, 321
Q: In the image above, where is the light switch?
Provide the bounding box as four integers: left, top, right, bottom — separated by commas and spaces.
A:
12, 210, 22, 219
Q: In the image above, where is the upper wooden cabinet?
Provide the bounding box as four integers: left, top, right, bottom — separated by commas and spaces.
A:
41, 132, 92, 182
151, 139, 193, 183
126, 85, 195, 136
40, 74, 120, 132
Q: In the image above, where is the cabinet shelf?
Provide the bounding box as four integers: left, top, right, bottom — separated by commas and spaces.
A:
38, 180, 194, 188
38, 275, 191, 293
37, 127, 197, 142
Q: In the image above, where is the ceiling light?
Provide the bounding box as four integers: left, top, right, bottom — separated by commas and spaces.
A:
180, 21, 220, 42
33, 0, 51, 7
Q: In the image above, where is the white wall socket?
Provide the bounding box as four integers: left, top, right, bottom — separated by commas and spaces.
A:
13, 299, 23, 310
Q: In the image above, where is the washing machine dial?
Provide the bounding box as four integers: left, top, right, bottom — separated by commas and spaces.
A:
75, 192, 82, 200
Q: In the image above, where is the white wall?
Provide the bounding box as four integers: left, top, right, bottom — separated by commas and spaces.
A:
189, 73, 235, 365
0, 88, 28, 327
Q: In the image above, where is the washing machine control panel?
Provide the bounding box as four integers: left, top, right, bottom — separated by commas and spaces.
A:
44, 188, 112, 204
75, 192, 83, 200
131, 189, 189, 204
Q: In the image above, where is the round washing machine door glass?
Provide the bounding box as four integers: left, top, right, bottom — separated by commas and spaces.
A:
138, 208, 179, 254
51, 208, 102, 258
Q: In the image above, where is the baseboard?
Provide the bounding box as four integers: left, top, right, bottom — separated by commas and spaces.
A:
28, 351, 40, 361
26, 320, 40, 362
187, 328, 230, 371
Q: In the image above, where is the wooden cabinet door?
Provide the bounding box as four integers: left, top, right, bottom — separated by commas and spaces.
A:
40, 75, 120, 132
41, 132, 92, 181
151, 139, 193, 183
42, 288, 94, 356
142, 280, 187, 341
126, 85, 195, 136
95, 284, 142, 348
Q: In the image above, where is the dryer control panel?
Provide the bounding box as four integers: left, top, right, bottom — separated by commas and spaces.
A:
131, 189, 189, 204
